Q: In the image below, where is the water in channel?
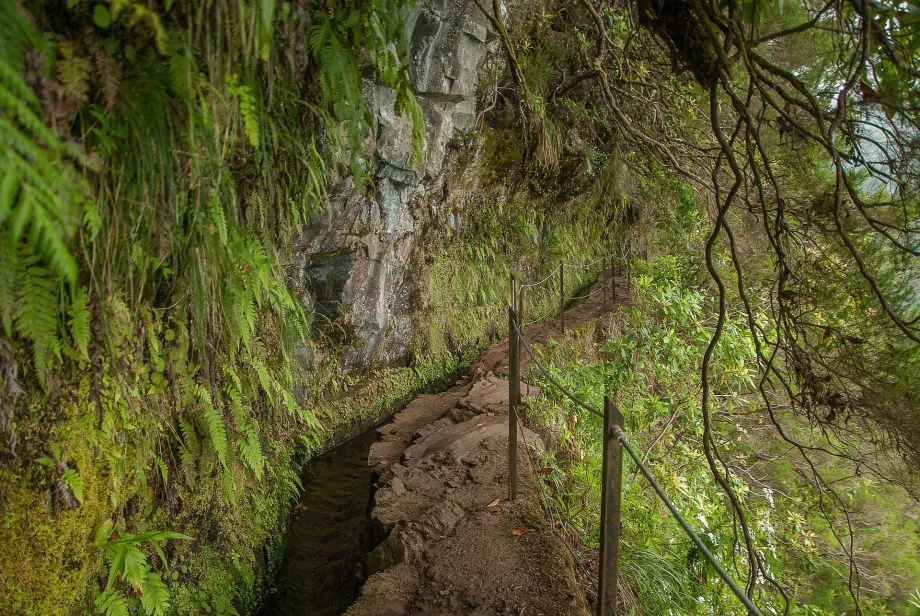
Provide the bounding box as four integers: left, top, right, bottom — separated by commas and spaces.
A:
258, 426, 378, 616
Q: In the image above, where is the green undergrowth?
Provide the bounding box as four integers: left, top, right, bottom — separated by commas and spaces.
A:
521, 257, 920, 616
0, 0, 627, 611
0, 0, 427, 613
419, 125, 626, 363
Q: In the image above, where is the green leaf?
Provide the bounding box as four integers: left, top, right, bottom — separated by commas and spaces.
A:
95, 591, 129, 616
0, 167, 19, 225
62, 468, 84, 504
68, 287, 90, 360
105, 547, 126, 592
122, 545, 147, 588
202, 400, 229, 470
94, 520, 114, 546
82, 202, 102, 239
35, 456, 54, 467
140, 571, 170, 616
93, 4, 111, 28
238, 428, 264, 480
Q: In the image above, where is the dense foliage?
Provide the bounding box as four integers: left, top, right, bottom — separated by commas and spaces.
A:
473, 0, 920, 611
0, 0, 425, 613
528, 254, 920, 614
1, 0, 918, 612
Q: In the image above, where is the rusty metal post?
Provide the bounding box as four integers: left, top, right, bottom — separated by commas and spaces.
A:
602, 256, 608, 314
518, 284, 525, 327
559, 262, 565, 335
508, 275, 519, 501
626, 242, 632, 290
598, 395, 624, 616
612, 251, 617, 303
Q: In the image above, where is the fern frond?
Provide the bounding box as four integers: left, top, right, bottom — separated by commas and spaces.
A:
178, 418, 199, 485
222, 469, 237, 506
156, 455, 169, 486
56, 42, 91, 104
201, 398, 229, 470
68, 287, 90, 360
208, 194, 228, 246
13, 257, 60, 388
93, 51, 121, 111
0, 244, 16, 337
237, 428, 263, 480
95, 591, 129, 616
140, 571, 170, 616
61, 468, 84, 504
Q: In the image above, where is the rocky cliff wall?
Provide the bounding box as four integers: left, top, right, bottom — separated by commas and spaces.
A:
295, 0, 496, 370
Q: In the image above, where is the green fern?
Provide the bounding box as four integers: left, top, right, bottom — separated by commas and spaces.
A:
237, 428, 263, 480
228, 76, 260, 149
208, 194, 229, 247
0, 243, 15, 337
68, 287, 90, 360
0, 5, 424, 610
178, 418, 199, 486
200, 389, 229, 471
93, 521, 191, 616
61, 468, 84, 504
13, 257, 60, 388
0, 59, 84, 283
140, 572, 170, 616
95, 591, 129, 616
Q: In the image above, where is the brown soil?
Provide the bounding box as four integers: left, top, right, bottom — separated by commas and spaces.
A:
346, 276, 626, 616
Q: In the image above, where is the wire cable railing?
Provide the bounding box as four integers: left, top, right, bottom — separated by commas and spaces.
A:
564, 255, 607, 270
505, 247, 764, 616
515, 253, 624, 334
518, 267, 560, 290
613, 425, 764, 616
522, 303, 558, 328
513, 320, 604, 420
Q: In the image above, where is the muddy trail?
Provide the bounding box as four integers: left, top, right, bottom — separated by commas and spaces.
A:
348, 275, 626, 616
262, 274, 625, 616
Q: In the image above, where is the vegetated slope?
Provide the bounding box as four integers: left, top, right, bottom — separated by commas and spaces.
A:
468, 0, 920, 612
523, 257, 920, 615
2, 0, 918, 613
0, 0, 624, 613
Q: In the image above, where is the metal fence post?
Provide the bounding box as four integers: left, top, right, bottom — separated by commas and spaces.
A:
508, 275, 519, 501
612, 252, 617, 303
518, 284, 525, 327
559, 262, 565, 335
598, 395, 624, 616
602, 255, 608, 314
626, 242, 632, 290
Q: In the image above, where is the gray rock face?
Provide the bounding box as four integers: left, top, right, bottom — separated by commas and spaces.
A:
295, 0, 494, 371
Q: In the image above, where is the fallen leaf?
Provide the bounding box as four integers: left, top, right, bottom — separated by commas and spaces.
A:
512, 528, 537, 536
486, 498, 501, 507
536, 467, 553, 475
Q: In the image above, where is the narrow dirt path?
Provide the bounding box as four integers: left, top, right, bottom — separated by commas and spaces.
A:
347, 276, 626, 616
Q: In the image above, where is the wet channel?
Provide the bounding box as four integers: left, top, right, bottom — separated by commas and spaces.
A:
257, 427, 378, 616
